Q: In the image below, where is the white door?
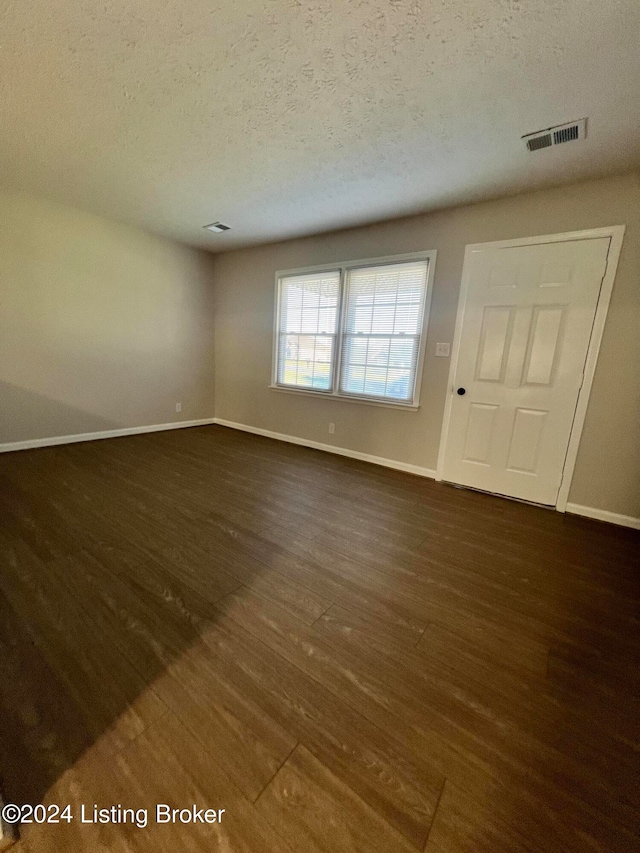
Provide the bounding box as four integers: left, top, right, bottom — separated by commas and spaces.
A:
440, 237, 610, 505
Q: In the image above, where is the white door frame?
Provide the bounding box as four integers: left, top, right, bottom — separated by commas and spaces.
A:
435, 225, 626, 512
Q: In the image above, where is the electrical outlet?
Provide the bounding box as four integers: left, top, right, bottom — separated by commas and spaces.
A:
175, 402, 182, 413
328, 423, 335, 435
435, 343, 450, 357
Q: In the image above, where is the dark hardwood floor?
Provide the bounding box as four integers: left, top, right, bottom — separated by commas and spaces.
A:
0, 424, 638, 852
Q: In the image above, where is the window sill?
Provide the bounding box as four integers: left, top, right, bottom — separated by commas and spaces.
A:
268, 385, 420, 411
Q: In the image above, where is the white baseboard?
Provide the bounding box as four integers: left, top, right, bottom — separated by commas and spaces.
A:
213, 418, 437, 479
213, 421, 639, 527
565, 503, 640, 530
0, 418, 217, 454
3, 417, 636, 530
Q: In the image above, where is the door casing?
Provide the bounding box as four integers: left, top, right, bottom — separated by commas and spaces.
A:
435, 225, 626, 512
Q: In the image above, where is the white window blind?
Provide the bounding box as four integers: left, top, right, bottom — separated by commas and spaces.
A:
339, 261, 429, 402
276, 270, 341, 391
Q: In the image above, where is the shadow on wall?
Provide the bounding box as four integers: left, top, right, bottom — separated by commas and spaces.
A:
0, 381, 116, 444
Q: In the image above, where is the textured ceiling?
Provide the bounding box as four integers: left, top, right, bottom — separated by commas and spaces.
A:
1, 0, 639, 251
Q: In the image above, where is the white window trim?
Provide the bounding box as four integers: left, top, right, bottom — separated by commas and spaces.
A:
270, 250, 437, 409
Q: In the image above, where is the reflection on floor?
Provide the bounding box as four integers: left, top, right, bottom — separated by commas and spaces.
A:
0, 424, 638, 852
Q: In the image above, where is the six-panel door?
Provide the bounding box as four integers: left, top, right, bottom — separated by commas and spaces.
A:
441, 237, 610, 505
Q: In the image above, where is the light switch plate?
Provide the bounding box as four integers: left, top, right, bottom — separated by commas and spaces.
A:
435, 342, 450, 357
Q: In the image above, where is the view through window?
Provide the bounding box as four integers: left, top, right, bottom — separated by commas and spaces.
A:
274, 256, 430, 406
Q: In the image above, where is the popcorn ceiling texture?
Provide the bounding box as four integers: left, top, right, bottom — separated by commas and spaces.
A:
1, 0, 639, 249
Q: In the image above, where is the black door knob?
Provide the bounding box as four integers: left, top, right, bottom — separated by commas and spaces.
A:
457, 387, 466, 395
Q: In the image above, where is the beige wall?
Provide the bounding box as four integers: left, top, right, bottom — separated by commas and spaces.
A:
3, 176, 637, 517
213, 171, 640, 518
0, 192, 216, 443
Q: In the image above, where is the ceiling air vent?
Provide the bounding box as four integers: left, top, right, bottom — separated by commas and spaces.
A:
526, 133, 552, 151
523, 118, 587, 152
203, 221, 231, 233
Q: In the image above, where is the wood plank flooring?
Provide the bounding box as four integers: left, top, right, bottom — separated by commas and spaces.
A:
0, 424, 638, 852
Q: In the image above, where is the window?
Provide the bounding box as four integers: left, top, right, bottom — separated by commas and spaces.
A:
276, 270, 341, 391
340, 261, 428, 402
273, 253, 433, 407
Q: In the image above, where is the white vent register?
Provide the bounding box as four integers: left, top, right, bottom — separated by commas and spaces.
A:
522, 119, 587, 152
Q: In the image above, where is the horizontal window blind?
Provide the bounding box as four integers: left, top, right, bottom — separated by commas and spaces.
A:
277, 270, 340, 391
339, 261, 428, 402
